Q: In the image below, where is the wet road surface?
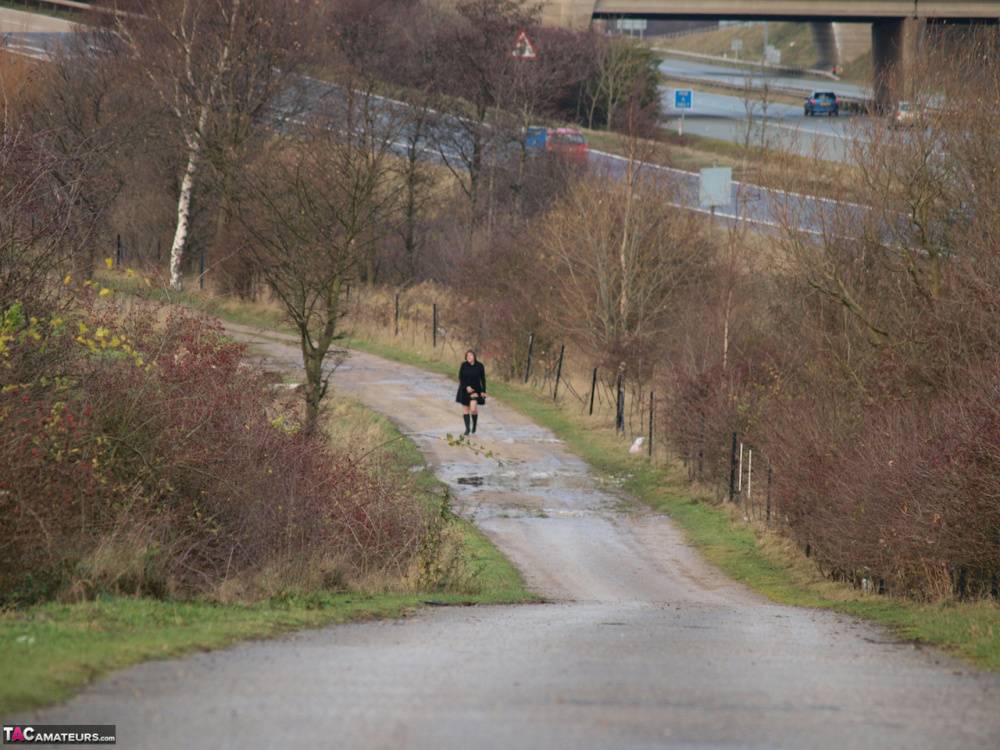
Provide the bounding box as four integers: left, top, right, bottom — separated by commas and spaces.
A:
26, 326, 1000, 749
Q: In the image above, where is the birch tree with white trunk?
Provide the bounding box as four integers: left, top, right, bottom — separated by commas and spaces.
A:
109, 0, 316, 289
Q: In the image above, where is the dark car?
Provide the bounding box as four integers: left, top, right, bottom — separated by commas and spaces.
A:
804, 91, 839, 117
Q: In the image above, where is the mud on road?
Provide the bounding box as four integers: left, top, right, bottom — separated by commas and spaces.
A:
30, 326, 1000, 749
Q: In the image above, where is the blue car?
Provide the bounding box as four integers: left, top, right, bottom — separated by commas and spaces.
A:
804, 91, 839, 117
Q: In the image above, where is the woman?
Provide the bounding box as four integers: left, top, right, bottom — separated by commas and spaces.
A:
456, 350, 486, 436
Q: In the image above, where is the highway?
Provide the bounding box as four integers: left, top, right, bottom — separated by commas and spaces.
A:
659, 56, 873, 162
3, 7, 852, 235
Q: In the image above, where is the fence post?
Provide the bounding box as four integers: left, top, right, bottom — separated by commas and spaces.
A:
738, 442, 744, 494
523, 332, 534, 383
199, 248, 205, 290
394, 293, 400, 336
747, 449, 753, 515
432, 303, 437, 348
615, 373, 624, 433
766, 462, 773, 526
698, 414, 705, 480
648, 390, 654, 458
728, 432, 738, 503
589, 367, 598, 415
116, 234, 122, 267
553, 344, 565, 401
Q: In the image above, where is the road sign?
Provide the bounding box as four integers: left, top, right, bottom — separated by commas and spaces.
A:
512, 30, 537, 60
699, 167, 732, 211
730, 38, 743, 52
615, 18, 647, 35
765, 44, 781, 65
673, 89, 693, 135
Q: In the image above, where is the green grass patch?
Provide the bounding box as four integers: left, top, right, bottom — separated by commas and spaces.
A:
0, 593, 423, 717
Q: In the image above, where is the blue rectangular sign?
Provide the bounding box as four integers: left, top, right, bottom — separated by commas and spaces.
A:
674, 89, 693, 110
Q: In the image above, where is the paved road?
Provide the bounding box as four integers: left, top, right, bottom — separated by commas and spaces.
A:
24, 325, 1000, 749
659, 57, 873, 162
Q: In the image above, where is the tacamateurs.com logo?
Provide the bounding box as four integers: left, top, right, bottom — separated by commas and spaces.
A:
3, 725, 116, 745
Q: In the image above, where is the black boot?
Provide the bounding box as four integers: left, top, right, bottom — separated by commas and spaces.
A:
471, 413, 478, 434
463, 414, 471, 436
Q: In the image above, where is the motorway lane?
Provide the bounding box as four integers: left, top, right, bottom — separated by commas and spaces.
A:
659, 57, 872, 162
24, 327, 1000, 750
658, 57, 871, 100
661, 88, 857, 161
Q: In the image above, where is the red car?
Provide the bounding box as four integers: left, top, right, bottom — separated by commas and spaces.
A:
546, 128, 588, 159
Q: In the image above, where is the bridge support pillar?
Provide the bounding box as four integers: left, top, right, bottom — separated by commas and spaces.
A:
871, 18, 920, 113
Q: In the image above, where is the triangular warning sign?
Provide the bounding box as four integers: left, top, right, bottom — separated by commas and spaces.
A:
512, 30, 537, 60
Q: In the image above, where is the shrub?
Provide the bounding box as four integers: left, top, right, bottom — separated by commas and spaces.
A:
0, 295, 429, 604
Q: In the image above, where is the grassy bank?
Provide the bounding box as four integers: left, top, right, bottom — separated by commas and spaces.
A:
1, 308, 533, 718
583, 125, 859, 202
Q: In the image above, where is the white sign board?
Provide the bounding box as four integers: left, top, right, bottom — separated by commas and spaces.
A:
765, 45, 781, 65
616, 19, 648, 31
730, 38, 743, 52
699, 167, 732, 210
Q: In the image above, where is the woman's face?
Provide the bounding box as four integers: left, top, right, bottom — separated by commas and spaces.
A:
466, 352, 475, 364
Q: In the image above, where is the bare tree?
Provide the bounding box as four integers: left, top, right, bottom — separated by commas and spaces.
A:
236, 92, 401, 431
543, 151, 711, 375
579, 36, 659, 132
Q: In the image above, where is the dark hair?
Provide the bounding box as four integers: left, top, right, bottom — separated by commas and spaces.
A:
464, 350, 477, 363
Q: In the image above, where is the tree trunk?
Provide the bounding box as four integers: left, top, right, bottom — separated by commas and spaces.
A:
169, 109, 208, 291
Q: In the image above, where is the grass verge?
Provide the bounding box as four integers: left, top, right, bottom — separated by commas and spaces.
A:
583, 125, 859, 202
1, 309, 533, 718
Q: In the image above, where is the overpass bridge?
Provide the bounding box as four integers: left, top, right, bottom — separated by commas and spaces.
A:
543, 1, 1000, 108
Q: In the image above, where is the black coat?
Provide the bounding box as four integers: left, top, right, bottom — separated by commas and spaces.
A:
456, 361, 486, 405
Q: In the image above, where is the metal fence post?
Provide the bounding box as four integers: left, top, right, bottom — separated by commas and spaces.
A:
648, 390, 654, 458
432, 303, 437, 348
728, 432, 738, 503
116, 234, 122, 267
738, 442, 744, 494
523, 332, 534, 383
766, 462, 773, 526
553, 344, 565, 401
698, 413, 705, 480
589, 367, 597, 415
394, 293, 400, 336
616, 373, 624, 433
